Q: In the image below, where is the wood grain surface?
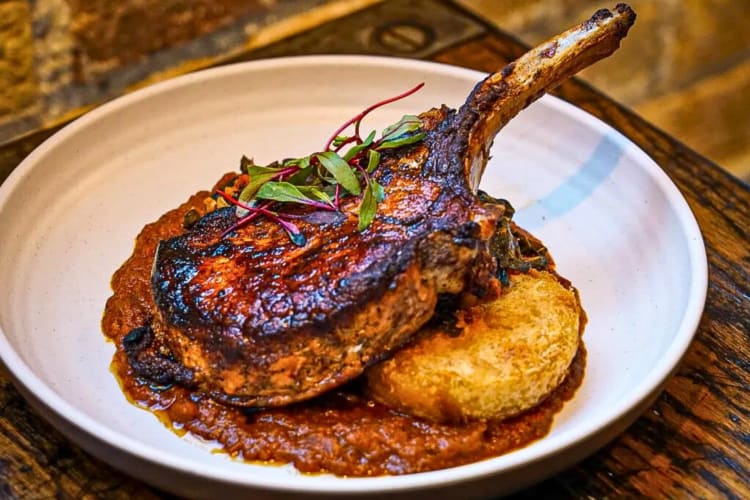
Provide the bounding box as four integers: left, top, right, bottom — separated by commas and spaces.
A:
1, 1, 748, 498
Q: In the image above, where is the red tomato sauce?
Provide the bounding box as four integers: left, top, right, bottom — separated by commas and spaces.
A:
102, 188, 585, 476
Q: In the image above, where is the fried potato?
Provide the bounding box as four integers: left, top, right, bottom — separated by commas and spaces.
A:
365, 270, 583, 423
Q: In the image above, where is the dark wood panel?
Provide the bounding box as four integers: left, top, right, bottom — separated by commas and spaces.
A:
0, 372, 161, 498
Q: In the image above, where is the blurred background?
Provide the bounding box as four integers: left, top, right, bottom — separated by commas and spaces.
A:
459, 0, 750, 181
1, 0, 748, 180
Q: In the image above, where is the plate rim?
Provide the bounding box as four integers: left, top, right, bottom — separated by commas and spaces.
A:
0, 54, 708, 494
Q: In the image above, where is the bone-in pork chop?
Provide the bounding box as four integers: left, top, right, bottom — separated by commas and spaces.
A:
123, 5, 635, 407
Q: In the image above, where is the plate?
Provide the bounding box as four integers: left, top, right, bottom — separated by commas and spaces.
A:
0, 56, 707, 498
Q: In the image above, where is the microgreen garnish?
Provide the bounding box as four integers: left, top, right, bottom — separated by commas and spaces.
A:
215, 82, 426, 245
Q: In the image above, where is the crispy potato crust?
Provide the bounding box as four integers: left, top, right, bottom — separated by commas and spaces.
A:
365, 270, 583, 423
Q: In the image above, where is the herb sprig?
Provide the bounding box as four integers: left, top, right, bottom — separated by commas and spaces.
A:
215, 83, 426, 245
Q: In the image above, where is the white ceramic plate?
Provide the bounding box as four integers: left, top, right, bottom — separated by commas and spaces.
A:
0, 56, 707, 498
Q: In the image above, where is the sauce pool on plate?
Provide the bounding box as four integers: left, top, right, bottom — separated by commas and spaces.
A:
102, 186, 584, 476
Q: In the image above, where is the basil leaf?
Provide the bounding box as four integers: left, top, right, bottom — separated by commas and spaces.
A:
377, 132, 425, 150
371, 179, 385, 202
366, 149, 380, 173
256, 181, 317, 205
358, 182, 377, 231
381, 115, 421, 139
315, 151, 361, 195
343, 130, 376, 161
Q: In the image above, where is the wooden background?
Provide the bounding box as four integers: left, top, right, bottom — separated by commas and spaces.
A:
2, 0, 748, 180
459, 0, 750, 181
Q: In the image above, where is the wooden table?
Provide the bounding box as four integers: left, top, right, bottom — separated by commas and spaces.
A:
1, 1, 748, 498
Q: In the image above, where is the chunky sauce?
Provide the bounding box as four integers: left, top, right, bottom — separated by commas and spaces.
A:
102, 190, 585, 476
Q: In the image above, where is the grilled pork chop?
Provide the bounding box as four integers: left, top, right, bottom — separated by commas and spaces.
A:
124, 5, 635, 407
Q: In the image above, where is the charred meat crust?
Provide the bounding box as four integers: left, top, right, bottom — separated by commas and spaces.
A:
122, 5, 635, 408
122, 325, 194, 387
142, 105, 505, 407
152, 108, 490, 339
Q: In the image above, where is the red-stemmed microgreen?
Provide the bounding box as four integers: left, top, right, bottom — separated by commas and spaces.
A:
216, 83, 427, 245
215, 191, 306, 245
323, 82, 425, 150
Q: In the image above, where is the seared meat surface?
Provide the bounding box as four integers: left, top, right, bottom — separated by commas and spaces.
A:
147, 107, 503, 407
126, 5, 635, 407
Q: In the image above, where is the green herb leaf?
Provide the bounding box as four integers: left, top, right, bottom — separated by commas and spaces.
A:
381, 115, 422, 139
237, 165, 288, 215
287, 163, 313, 185
296, 185, 335, 207
283, 156, 310, 168
343, 130, 376, 161
377, 132, 426, 150
315, 151, 361, 195
332, 135, 350, 147
224, 86, 426, 243
255, 181, 317, 204
358, 182, 377, 231
366, 149, 381, 173
371, 179, 385, 202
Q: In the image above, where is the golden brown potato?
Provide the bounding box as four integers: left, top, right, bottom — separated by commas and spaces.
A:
365, 270, 584, 423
